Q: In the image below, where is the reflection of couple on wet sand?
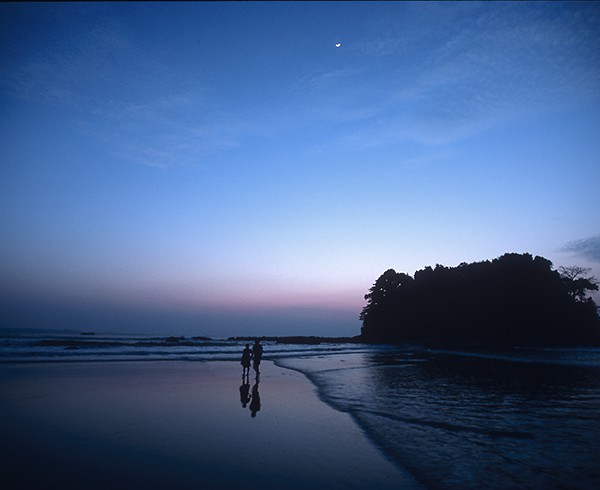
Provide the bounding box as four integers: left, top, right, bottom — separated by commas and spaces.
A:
239, 377, 261, 417
240, 340, 263, 376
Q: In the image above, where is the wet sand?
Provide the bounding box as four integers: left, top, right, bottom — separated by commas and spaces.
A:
0, 360, 421, 489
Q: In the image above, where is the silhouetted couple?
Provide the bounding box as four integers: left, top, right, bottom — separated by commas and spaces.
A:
240, 340, 263, 376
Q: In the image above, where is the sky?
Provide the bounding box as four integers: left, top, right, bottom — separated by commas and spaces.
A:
1, 2, 599, 337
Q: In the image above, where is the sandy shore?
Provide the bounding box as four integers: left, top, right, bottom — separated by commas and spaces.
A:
0, 360, 421, 489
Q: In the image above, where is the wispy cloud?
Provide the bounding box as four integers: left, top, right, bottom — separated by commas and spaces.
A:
321, 3, 600, 149
105, 119, 248, 170
4, 3, 599, 163
299, 68, 361, 90
4, 20, 162, 106
396, 150, 456, 170
561, 236, 600, 263
90, 90, 249, 168
3, 16, 259, 170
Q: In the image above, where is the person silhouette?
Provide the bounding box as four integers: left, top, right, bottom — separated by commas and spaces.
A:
239, 377, 251, 408
241, 343, 252, 377
249, 379, 261, 417
252, 339, 263, 375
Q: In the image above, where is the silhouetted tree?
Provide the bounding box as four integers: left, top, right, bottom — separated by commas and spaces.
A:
558, 266, 599, 302
360, 269, 413, 342
360, 253, 600, 347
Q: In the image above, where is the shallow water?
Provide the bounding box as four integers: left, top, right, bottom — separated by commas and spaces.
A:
276, 347, 600, 490
2, 331, 599, 488
0, 332, 369, 362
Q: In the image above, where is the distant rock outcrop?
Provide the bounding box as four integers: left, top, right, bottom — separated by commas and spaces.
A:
228, 335, 361, 344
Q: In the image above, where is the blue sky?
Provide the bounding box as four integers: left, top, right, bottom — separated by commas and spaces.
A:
1, 2, 599, 337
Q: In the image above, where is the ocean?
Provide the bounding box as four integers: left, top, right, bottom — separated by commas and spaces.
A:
1, 330, 599, 489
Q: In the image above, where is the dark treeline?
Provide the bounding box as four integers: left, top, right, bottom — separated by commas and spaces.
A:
360, 253, 600, 347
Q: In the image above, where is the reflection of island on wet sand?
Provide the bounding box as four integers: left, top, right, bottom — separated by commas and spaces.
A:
0, 360, 421, 490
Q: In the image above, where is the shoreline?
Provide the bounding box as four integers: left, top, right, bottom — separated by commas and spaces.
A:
0, 359, 421, 489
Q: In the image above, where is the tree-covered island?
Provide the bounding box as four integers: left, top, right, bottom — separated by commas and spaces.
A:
360, 253, 600, 347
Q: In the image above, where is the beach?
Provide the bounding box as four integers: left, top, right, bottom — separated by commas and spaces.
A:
2, 337, 599, 489
0, 360, 421, 490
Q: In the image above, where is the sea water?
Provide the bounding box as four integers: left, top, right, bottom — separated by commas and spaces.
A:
1, 331, 599, 489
